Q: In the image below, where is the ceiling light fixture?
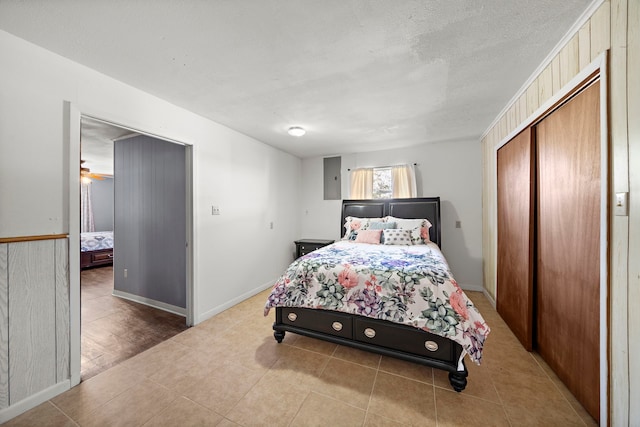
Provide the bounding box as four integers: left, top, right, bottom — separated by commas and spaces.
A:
288, 126, 306, 137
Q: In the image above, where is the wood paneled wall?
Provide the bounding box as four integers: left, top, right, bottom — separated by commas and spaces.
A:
482, 1, 613, 301
0, 238, 69, 409
481, 0, 637, 423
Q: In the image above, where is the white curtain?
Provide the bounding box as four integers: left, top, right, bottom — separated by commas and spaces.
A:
81, 181, 95, 233
350, 168, 373, 199
392, 164, 417, 198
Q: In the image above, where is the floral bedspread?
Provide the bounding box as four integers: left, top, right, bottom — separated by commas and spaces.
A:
80, 231, 113, 252
264, 241, 490, 364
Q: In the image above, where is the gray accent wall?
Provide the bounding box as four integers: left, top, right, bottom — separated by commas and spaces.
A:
91, 177, 113, 232
114, 135, 186, 309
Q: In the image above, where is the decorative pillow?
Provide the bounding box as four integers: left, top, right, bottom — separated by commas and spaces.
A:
367, 221, 397, 230
342, 217, 384, 240
354, 229, 382, 244
382, 229, 413, 245
385, 216, 432, 244
368, 221, 396, 243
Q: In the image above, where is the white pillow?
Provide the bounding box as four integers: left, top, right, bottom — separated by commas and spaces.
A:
382, 229, 413, 245
385, 216, 432, 244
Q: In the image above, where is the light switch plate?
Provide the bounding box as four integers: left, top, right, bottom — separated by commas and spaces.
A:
615, 192, 628, 216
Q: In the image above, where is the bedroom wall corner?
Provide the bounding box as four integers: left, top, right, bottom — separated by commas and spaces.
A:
300, 141, 484, 290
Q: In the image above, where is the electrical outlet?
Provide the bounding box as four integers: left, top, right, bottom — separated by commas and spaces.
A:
124, 268, 128, 278
270, 221, 274, 229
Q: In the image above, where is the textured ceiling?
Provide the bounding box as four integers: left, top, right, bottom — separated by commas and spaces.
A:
0, 0, 592, 159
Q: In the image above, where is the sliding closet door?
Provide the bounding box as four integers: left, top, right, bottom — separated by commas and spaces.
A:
536, 81, 600, 421
496, 128, 535, 350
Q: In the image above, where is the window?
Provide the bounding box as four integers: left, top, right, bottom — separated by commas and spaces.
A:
350, 164, 417, 199
372, 168, 392, 199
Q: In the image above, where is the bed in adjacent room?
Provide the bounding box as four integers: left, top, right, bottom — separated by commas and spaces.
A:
264, 197, 489, 391
80, 231, 114, 269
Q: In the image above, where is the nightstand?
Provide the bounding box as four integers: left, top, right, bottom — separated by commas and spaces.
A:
294, 239, 335, 258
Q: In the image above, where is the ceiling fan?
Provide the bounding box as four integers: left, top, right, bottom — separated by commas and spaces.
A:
81, 160, 107, 182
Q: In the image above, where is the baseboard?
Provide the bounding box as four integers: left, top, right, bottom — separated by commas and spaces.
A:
483, 288, 497, 308
0, 380, 70, 424
459, 283, 484, 292
112, 290, 186, 316
197, 279, 275, 324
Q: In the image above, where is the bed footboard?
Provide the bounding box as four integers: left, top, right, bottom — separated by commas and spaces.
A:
273, 307, 468, 392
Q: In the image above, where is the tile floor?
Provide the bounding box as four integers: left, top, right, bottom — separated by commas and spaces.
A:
80, 266, 189, 380
5, 290, 597, 426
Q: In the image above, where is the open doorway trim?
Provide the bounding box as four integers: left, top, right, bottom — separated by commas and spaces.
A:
66, 104, 195, 387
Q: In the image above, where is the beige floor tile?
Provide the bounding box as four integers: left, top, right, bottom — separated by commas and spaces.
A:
197, 311, 246, 333
167, 326, 222, 352
492, 368, 568, 409
483, 340, 546, 378
368, 371, 436, 426
3, 402, 76, 427
363, 412, 406, 427
433, 360, 500, 403
117, 339, 191, 378
219, 326, 275, 356
503, 398, 585, 426
75, 379, 177, 427
378, 356, 433, 384
141, 396, 224, 427
183, 361, 265, 415
290, 335, 339, 355
6, 287, 599, 426
290, 392, 366, 427
148, 351, 222, 395
267, 345, 331, 389
312, 358, 377, 409
530, 352, 598, 425
225, 374, 310, 426
434, 387, 509, 426
51, 363, 145, 420
228, 335, 289, 373
332, 345, 381, 369
216, 418, 242, 426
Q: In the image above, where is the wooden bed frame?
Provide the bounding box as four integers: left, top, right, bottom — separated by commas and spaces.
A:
272, 197, 468, 391
81, 248, 113, 269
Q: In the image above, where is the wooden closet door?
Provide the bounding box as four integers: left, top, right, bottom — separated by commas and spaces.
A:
497, 128, 535, 350
536, 81, 600, 421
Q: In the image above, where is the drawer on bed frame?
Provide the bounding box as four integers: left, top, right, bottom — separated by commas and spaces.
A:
280, 307, 352, 339
354, 317, 454, 362
81, 248, 114, 269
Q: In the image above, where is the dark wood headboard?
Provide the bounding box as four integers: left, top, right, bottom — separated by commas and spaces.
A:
341, 197, 442, 248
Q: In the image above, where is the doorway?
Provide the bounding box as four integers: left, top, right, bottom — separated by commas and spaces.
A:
77, 115, 193, 380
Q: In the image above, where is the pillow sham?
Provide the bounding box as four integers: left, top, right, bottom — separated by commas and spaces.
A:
385, 216, 432, 244
367, 221, 396, 243
342, 216, 384, 240
354, 229, 382, 244
382, 229, 413, 245
367, 221, 397, 230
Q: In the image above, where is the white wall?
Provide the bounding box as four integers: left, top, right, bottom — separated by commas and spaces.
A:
0, 29, 301, 321
300, 139, 483, 290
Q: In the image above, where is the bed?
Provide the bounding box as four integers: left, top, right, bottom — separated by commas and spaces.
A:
264, 197, 489, 391
80, 231, 114, 269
